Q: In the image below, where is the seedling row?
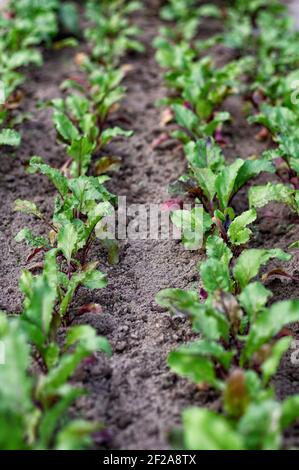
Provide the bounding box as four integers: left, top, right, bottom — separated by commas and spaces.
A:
0, 0, 143, 450
155, 0, 299, 450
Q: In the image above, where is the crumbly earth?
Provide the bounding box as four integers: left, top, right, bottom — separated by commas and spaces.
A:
1, 0, 299, 450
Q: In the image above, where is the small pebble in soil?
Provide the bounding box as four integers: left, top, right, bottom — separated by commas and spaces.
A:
115, 341, 127, 352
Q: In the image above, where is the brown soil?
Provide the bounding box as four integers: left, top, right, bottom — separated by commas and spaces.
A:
1, 0, 299, 450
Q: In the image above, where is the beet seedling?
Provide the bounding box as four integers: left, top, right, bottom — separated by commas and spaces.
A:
0, 0, 141, 452
48, 65, 133, 176
0, 308, 110, 450
157, 236, 299, 444
156, 0, 299, 451
169, 139, 275, 249
159, 0, 221, 42
180, 395, 299, 450
155, 43, 253, 138
0, 0, 79, 151
84, 0, 144, 67
15, 157, 116, 321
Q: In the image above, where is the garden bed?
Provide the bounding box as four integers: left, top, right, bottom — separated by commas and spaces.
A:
2, 0, 299, 450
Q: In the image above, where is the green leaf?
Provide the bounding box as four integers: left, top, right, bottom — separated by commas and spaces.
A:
0, 129, 21, 147
261, 337, 292, 384
57, 223, 78, 265
66, 92, 88, 116
228, 209, 257, 246
67, 136, 94, 176
68, 176, 110, 210
15, 228, 49, 249
0, 315, 33, 416
156, 288, 200, 315
249, 183, 297, 212
193, 167, 216, 200
39, 387, 84, 448
156, 288, 228, 340
290, 240, 299, 249
281, 395, 299, 429
194, 305, 230, 341
200, 258, 232, 293
238, 282, 272, 320
29, 157, 69, 197
206, 235, 233, 266
14, 199, 42, 218
198, 5, 221, 17
59, 2, 80, 35
243, 300, 299, 360
238, 400, 282, 450
60, 267, 107, 317
53, 111, 79, 142
168, 350, 218, 387
249, 105, 297, 135
0, 315, 37, 450
21, 273, 57, 338
82, 270, 107, 290
233, 248, 291, 289
55, 420, 100, 450
59, 273, 85, 317
88, 201, 114, 232
172, 104, 199, 134
233, 160, 275, 193
44, 342, 60, 370
43, 249, 59, 288
171, 339, 233, 371
185, 139, 225, 171
65, 325, 111, 356
215, 159, 244, 211
183, 408, 244, 450
100, 127, 133, 146
8, 50, 42, 69
39, 327, 111, 400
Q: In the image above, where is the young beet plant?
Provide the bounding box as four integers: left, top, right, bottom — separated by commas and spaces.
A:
243, 105, 299, 241
168, 138, 275, 250
46, 1, 137, 178
0, 295, 111, 449
180, 394, 299, 451
52, 56, 133, 173
218, 2, 299, 108
155, 0, 299, 450
0, 4, 46, 148
1, 242, 111, 449
0, 0, 79, 150
15, 156, 116, 323
155, 38, 253, 138
249, 104, 299, 182
159, 0, 221, 43
0, 0, 144, 452
84, 0, 144, 67
156, 235, 299, 449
